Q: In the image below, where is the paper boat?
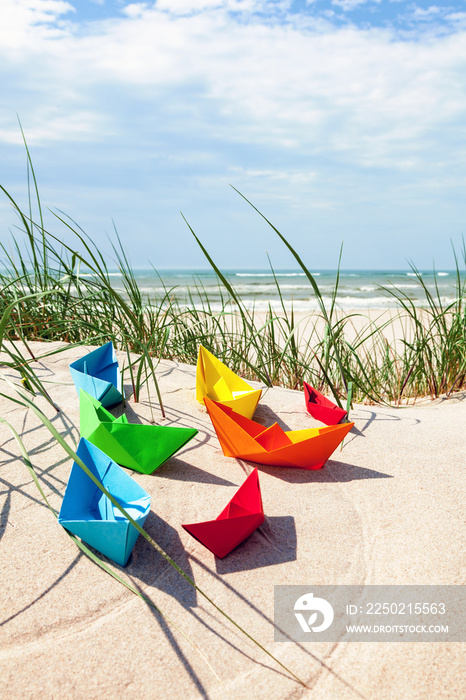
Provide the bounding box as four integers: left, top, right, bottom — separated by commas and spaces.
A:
79, 389, 198, 474
70, 341, 123, 408
182, 468, 264, 558
303, 382, 348, 426
196, 345, 261, 420
58, 438, 151, 566
204, 397, 353, 469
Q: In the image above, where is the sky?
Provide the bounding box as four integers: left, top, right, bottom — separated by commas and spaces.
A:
1, 0, 465, 271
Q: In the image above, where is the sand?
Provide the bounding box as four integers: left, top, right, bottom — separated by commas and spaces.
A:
192, 305, 435, 357
0, 341, 465, 699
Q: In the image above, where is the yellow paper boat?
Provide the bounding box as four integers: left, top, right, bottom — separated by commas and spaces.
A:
196, 345, 262, 420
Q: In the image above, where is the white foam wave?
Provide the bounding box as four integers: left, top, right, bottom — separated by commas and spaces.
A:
235, 272, 308, 277
231, 284, 314, 293
137, 286, 190, 294
79, 272, 123, 277
195, 296, 399, 311
185, 295, 460, 313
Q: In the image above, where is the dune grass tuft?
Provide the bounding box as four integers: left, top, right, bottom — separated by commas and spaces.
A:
1, 175, 465, 407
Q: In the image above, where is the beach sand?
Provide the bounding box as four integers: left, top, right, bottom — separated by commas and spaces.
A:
0, 341, 464, 699
194, 305, 432, 356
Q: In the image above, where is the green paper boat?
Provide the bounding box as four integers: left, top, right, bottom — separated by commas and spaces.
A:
79, 389, 198, 474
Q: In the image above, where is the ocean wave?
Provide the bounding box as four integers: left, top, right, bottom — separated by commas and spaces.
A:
57, 286, 458, 313
79, 272, 123, 277
132, 281, 453, 296
235, 272, 309, 277
136, 286, 191, 294
188, 296, 400, 311
230, 284, 315, 293
185, 295, 460, 312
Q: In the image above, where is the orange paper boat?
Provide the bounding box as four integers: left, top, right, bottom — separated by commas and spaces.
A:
204, 397, 353, 469
303, 382, 348, 425
182, 468, 264, 558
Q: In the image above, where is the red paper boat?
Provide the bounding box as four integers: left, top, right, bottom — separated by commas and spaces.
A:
204, 397, 353, 470
182, 468, 264, 558
303, 382, 348, 426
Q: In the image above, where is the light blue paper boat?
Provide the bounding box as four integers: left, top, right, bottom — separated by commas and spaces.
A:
58, 438, 151, 566
69, 341, 123, 407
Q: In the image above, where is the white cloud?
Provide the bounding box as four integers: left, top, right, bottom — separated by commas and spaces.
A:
0, 111, 106, 144
332, 0, 378, 11
1, 0, 466, 268
0, 0, 74, 49
155, 0, 222, 13
1, 0, 465, 164
410, 4, 445, 20
121, 3, 150, 19
0, 0, 464, 166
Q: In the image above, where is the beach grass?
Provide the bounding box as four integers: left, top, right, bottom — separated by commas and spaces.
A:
1, 138, 465, 412
1, 185, 464, 408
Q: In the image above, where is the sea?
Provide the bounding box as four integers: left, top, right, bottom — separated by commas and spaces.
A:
102, 268, 464, 312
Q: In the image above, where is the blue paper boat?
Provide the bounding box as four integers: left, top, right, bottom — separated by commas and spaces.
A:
70, 341, 123, 407
58, 438, 151, 566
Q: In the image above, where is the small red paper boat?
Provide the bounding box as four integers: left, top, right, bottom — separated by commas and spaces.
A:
303, 382, 348, 426
182, 468, 264, 558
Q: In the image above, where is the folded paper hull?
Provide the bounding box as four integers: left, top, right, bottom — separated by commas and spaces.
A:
70, 342, 123, 408
204, 397, 353, 469
196, 345, 261, 420
80, 389, 198, 474
303, 382, 348, 426
58, 438, 151, 566
182, 468, 264, 558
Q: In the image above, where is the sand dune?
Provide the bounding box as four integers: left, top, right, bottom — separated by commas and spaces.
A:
0, 341, 464, 699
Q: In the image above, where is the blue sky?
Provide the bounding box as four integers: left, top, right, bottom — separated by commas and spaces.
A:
1, 0, 465, 270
